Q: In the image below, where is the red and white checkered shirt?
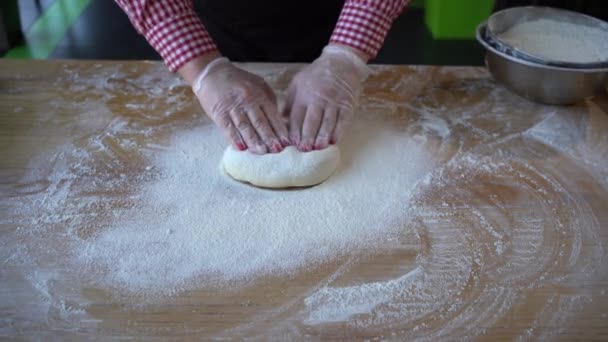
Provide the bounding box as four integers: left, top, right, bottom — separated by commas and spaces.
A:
115, 0, 410, 72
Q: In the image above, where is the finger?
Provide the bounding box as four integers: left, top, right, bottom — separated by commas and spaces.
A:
262, 102, 290, 147
314, 106, 338, 150
299, 104, 324, 152
331, 108, 354, 144
281, 91, 292, 124
230, 109, 267, 154
246, 106, 282, 154
288, 102, 306, 147
213, 112, 247, 151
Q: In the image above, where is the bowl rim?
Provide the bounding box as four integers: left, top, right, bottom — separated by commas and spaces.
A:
476, 21, 608, 73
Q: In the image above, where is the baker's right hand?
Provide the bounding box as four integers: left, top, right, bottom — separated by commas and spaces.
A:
191, 57, 289, 154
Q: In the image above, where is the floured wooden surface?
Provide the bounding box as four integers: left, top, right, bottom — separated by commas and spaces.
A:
1, 60, 607, 340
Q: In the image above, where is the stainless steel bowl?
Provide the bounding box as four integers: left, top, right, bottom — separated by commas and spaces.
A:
487, 6, 608, 69
476, 22, 608, 105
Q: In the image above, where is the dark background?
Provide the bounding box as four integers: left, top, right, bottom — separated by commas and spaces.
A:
3, 0, 608, 66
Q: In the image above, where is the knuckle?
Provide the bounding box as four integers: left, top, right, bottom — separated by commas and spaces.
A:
289, 118, 301, 130
236, 120, 252, 132
274, 125, 289, 137
309, 110, 324, 120
220, 123, 234, 133
225, 88, 256, 106
289, 131, 300, 140
238, 87, 254, 98
250, 118, 268, 130
289, 126, 300, 136
316, 131, 330, 140
323, 114, 336, 124
217, 118, 233, 129
339, 109, 353, 120
228, 92, 249, 106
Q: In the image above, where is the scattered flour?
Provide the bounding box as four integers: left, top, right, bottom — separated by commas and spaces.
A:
498, 18, 608, 63
76, 118, 436, 291
304, 266, 424, 324
525, 105, 608, 188
3, 64, 606, 340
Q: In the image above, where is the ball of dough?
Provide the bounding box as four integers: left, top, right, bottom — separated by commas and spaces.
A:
222, 145, 340, 188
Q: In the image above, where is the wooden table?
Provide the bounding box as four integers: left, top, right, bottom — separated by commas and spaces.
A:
1, 59, 607, 340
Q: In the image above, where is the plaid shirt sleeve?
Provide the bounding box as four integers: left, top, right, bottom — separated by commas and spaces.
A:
115, 0, 409, 72
330, 0, 411, 58
115, 0, 218, 72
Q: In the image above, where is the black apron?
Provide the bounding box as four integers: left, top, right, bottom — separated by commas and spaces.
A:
194, 0, 344, 62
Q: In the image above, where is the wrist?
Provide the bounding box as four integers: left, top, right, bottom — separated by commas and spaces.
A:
322, 44, 370, 80
191, 56, 231, 94
178, 51, 223, 85
326, 43, 370, 63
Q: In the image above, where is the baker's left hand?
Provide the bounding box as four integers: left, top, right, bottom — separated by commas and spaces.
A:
285, 45, 370, 151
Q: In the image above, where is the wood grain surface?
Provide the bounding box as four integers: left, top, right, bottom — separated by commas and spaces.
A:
1, 59, 607, 340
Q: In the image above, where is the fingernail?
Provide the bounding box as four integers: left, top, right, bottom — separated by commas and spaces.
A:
299, 142, 311, 152
253, 145, 266, 154
271, 142, 283, 153
314, 138, 329, 150
290, 136, 300, 146
329, 138, 336, 145
280, 137, 291, 147
236, 142, 247, 151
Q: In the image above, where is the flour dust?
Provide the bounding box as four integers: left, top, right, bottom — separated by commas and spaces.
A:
77, 119, 436, 291
2, 65, 607, 340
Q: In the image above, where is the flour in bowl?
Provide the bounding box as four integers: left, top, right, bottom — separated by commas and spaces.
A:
498, 18, 608, 64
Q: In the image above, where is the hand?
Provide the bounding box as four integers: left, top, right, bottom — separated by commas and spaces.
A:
192, 57, 289, 154
285, 45, 370, 151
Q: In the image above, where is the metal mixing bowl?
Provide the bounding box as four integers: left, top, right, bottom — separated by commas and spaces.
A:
487, 6, 608, 69
476, 22, 608, 105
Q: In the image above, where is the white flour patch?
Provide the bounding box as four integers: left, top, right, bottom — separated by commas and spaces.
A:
304, 266, 424, 324
498, 18, 608, 64
75, 118, 436, 292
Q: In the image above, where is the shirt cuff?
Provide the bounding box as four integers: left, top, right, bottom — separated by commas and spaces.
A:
330, 2, 395, 59
145, 12, 218, 72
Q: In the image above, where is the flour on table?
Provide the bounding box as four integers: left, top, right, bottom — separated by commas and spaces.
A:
222, 145, 340, 188
3, 64, 606, 340
498, 18, 608, 63
75, 118, 435, 291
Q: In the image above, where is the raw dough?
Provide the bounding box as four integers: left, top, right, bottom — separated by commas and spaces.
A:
222, 145, 340, 188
